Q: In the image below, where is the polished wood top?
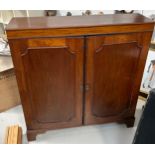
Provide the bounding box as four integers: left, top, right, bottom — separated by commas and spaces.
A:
6, 14, 154, 31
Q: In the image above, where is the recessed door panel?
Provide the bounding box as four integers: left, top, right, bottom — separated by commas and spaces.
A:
23, 48, 76, 123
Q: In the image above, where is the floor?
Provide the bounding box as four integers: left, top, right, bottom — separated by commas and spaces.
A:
0, 99, 145, 144
0, 55, 13, 72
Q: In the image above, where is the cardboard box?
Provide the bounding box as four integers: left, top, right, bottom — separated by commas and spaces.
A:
0, 68, 21, 112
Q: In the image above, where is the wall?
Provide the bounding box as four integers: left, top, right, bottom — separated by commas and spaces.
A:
1, 10, 155, 24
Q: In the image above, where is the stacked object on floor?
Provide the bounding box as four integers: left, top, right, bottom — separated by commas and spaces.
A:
4, 125, 22, 144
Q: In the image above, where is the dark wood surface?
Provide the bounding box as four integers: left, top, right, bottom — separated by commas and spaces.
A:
7, 14, 154, 141
84, 32, 152, 125
6, 14, 154, 39
22, 38, 83, 125
8, 37, 84, 140
6, 14, 153, 30
7, 24, 154, 39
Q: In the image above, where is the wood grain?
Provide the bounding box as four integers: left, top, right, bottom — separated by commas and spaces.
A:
8, 37, 84, 132
6, 14, 154, 30
6, 14, 154, 39
4, 125, 22, 144
84, 32, 152, 126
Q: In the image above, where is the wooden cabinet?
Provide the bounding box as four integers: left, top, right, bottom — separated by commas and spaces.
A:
6, 14, 154, 141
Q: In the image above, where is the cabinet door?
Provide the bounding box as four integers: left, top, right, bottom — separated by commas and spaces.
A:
84, 33, 152, 125
9, 37, 84, 130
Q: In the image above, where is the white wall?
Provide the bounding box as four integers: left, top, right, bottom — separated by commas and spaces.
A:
58, 10, 114, 16
143, 10, 155, 18
28, 10, 44, 17
0, 10, 116, 23
1, 10, 155, 24
13, 10, 27, 17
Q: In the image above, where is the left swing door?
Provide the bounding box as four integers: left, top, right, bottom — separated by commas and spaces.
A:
9, 37, 84, 131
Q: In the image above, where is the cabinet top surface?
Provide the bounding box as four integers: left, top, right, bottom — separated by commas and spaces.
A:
6, 14, 154, 31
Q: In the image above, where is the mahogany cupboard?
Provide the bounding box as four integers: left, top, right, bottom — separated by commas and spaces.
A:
6, 14, 154, 141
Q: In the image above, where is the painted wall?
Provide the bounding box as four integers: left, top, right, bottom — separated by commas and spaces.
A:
1, 10, 155, 23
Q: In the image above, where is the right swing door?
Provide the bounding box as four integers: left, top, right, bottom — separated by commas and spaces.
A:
84, 32, 152, 127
